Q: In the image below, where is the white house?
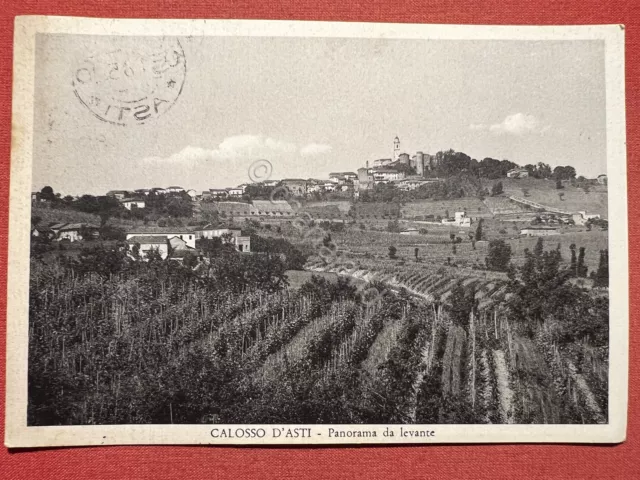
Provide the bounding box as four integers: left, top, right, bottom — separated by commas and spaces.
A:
127, 235, 170, 259
196, 225, 250, 252
185, 189, 198, 199
209, 188, 228, 198
572, 211, 601, 226
226, 187, 244, 197
121, 198, 146, 210
126, 229, 197, 249
373, 169, 405, 183
166, 186, 185, 193
441, 212, 471, 227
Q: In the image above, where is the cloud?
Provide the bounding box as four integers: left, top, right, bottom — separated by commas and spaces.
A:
469, 113, 548, 136
300, 143, 332, 156
143, 135, 331, 164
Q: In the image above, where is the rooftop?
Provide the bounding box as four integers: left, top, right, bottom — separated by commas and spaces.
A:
127, 227, 196, 234
127, 235, 170, 245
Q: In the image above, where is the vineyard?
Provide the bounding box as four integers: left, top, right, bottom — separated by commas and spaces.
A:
28, 239, 608, 425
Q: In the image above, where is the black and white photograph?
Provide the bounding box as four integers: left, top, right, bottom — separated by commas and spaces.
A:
5, 18, 628, 447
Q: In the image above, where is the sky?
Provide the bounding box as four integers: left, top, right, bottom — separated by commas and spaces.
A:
33, 34, 606, 196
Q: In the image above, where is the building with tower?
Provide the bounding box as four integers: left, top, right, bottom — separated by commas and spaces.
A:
393, 136, 401, 161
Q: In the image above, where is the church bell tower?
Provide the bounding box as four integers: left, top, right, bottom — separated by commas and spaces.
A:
393, 136, 400, 161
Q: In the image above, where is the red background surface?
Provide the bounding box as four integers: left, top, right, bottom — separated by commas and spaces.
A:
0, 1, 637, 479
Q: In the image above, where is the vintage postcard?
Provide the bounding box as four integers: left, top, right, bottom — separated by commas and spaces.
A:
5, 17, 627, 447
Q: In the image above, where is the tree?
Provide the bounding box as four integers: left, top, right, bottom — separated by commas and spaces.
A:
556, 179, 563, 189
474, 219, 483, 241
569, 243, 577, 277
593, 249, 609, 287
388, 245, 397, 259
521, 188, 530, 198
491, 181, 504, 196
452, 244, 457, 255
485, 239, 512, 271
577, 246, 588, 277
40, 186, 55, 201
182, 252, 199, 268
558, 192, 565, 201
506, 238, 575, 336
553, 165, 577, 181
414, 247, 419, 262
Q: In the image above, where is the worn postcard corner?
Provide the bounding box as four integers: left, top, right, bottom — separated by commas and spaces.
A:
4, 17, 627, 448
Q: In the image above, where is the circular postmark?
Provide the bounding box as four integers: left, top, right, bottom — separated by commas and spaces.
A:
72, 38, 186, 126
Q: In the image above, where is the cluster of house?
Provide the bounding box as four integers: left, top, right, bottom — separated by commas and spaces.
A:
31, 222, 100, 242
125, 225, 250, 261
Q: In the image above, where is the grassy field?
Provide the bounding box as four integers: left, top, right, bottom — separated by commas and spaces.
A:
32, 205, 143, 229
401, 198, 491, 219
501, 177, 608, 218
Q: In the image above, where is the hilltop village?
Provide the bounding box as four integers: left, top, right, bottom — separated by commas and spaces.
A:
31, 136, 608, 270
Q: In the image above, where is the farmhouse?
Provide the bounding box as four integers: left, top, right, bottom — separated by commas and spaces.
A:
127, 235, 171, 259
209, 188, 228, 198
126, 228, 197, 248
226, 187, 244, 197
134, 188, 151, 196
506, 168, 529, 179
572, 211, 602, 226
442, 211, 471, 227
166, 186, 185, 193
120, 198, 146, 210
51, 223, 100, 242
520, 227, 558, 236
196, 226, 251, 252
106, 190, 128, 200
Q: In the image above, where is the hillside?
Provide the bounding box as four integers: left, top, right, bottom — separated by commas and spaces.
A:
401, 198, 491, 220
501, 178, 608, 218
